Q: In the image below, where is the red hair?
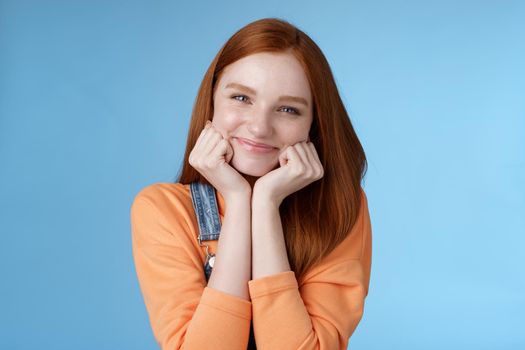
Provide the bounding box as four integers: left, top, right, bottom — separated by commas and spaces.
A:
176, 17, 368, 280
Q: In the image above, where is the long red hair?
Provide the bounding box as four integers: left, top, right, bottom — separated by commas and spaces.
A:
176, 17, 367, 280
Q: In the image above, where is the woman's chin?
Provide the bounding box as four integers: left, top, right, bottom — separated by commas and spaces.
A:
230, 157, 276, 177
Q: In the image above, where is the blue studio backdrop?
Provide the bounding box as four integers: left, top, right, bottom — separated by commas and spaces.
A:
1, 1, 524, 349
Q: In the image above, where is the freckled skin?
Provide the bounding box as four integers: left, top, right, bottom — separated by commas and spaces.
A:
211, 51, 313, 185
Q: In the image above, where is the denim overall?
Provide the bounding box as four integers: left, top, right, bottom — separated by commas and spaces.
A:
189, 181, 257, 350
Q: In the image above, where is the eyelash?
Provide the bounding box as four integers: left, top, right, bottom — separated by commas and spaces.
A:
231, 95, 300, 115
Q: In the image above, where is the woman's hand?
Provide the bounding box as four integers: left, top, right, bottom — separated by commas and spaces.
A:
253, 140, 324, 206
189, 120, 251, 201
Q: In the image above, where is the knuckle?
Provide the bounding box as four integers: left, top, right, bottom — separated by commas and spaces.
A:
195, 159, 204, 168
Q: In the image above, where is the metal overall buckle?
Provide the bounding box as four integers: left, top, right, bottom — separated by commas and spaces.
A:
198, 235, 215, 281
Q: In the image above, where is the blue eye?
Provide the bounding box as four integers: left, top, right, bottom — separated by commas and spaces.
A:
280, 106, 299, 115
232, 95, 249, 102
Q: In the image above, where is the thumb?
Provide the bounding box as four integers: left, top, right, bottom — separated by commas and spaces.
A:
225, 138, 234, 163
279, 146, 289, 167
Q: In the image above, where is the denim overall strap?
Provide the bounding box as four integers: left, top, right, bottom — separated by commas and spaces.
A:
189, 181, 222, 282
189, 181, 221, 242
188, 181, 257, 349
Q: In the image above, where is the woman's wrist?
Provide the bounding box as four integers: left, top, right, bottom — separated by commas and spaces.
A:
252, 186, 281, 208
224, 187, 252, 205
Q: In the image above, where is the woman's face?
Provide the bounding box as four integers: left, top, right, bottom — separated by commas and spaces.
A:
212, 51, 314, 177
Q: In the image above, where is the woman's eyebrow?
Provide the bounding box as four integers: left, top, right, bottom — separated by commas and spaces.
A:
225, 82, 309, 107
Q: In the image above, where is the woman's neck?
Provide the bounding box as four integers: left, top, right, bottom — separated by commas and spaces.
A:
243, 174, 259, 189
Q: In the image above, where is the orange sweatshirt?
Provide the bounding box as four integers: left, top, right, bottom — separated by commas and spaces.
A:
130, 182, 372, 350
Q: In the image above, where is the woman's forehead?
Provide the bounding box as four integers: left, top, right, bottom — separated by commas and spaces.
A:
219, 52, 311, 101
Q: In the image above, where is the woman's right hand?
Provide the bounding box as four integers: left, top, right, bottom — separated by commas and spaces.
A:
189, 120, 251, 201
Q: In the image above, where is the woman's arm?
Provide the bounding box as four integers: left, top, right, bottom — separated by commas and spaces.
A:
130, 184, 254, 350
188, 120, 253, 300
250, 140, 323, 279
251, 190, 291, 279
249, 188, 372, 350
207, 190, 252, 300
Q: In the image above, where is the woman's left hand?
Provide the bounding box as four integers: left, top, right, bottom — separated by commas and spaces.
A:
253, 140, 324, 206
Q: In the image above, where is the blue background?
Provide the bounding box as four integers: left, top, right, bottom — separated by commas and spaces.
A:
1, 0, 524, 349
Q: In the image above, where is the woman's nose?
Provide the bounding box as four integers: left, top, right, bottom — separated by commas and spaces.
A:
246, 109, 273, 137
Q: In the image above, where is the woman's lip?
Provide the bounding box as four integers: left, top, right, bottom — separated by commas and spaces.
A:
236, 137, 276, 149
235, 137, 277, 153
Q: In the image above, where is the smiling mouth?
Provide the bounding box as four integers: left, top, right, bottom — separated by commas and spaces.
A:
234, 137, 277, 154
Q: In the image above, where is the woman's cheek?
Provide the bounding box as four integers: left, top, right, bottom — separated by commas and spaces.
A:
230, 107, 245, 120
220, 107, 245, 128
212, 107, 244, 138
275, 121, 308, 147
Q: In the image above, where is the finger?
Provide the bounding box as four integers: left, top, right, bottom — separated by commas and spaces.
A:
307, 142, 324, 177
299, 142, 319, 178
293, 142, 311, 167
194, 121, 212, 149
308, 142, 322, 165
278, 145, 291, 167
210, 138, 230, 164
303, 142, 319, 167
225, 138, 234, 163
287, 145, 304, 171
201, 128, 222, 155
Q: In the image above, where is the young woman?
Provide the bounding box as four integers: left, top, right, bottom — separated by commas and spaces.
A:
131, 17, 372, 350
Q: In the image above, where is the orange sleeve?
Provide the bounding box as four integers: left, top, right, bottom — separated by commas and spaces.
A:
130, 190, 252, 350
248, 189, 372, 349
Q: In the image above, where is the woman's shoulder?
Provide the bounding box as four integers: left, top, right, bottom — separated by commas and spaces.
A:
130, 182, 199, 245
131, 182, 196, 224
130, 182, 205, 267
133, 182, 191, 205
